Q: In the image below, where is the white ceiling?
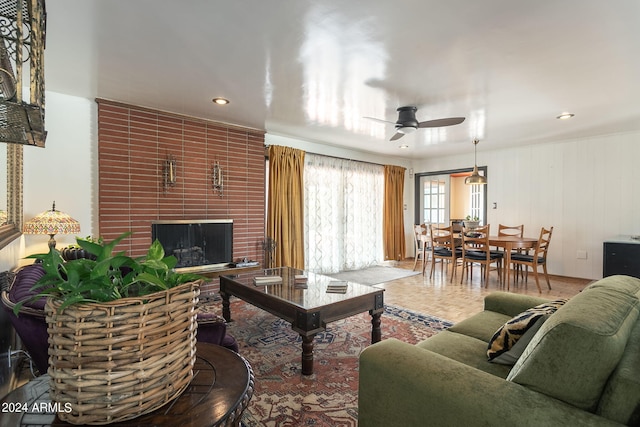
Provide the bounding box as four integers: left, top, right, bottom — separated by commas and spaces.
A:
45, 0, 640, 158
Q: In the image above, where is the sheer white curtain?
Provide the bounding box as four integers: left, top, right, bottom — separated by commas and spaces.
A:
304, 154, 384, 273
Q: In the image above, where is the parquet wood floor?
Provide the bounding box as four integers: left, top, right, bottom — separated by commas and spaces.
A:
379, 260, 589, 323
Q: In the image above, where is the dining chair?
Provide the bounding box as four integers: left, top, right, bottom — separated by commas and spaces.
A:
460, 224, 504, 286
450, 219, 464, 236
498, 224, 524, 238
495, 224, 525, 254
428, 224, 461, 282
412, 224, 429, 271
497, 223, 525, 280
510, 226, 554, 292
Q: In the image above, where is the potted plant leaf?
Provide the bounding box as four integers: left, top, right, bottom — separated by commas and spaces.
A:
59, 235, 102, 261
17, 232, 204, 425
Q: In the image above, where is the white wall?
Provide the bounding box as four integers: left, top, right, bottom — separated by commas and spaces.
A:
0, 91, 96, 270
410, 131, 640, 280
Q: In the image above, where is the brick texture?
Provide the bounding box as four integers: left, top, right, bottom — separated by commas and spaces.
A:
97, 100, 266, 294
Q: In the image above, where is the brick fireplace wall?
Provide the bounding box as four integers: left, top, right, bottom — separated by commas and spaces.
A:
97, 99, 266, 292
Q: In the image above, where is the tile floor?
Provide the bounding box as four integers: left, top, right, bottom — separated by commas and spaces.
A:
379, 260, 589, 323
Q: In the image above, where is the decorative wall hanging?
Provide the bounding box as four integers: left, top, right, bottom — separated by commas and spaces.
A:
0, 0, 47, 146
163, 154, 177, 190
212, 161, 223, 196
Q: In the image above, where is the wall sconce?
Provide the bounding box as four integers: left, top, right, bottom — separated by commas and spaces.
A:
212, 161, 224, 197
163, 154, 177, 190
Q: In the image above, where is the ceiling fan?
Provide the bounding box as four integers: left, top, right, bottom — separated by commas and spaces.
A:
365, 106, 465, 141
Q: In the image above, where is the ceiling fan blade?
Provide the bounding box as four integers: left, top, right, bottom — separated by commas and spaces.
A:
364, 116, 395, 125
390, 132, 405, 141
417, 117, 466, 128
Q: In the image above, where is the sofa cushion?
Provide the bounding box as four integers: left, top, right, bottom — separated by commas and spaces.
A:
482, 291, 551, 318
489, 316, 545, 365
487, 299, 567, 364
596, 316, 640, 425
507, 285, 640, 411
585, 274, 640, 299
417, 331, 512, 379
448, 310, 512, 343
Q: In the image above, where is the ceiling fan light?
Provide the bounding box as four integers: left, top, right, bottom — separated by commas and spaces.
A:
397, 126, 417, 135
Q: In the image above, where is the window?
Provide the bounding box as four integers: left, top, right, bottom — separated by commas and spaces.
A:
469, 184, 484, 224
423, 179, 446, 224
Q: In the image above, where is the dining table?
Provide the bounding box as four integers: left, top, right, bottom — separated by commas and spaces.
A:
488, 235, 539, 289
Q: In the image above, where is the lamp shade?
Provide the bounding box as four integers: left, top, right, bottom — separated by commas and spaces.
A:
464, 165, 487, 185
23, 202, 80, 248
465, 139, 487, 185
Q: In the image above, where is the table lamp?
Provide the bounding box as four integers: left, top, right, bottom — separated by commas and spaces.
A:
23, 202, 81, 249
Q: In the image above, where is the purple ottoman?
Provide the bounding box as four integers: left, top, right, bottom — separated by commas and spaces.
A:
197, 311, 239, 353
1, 264, 49, 375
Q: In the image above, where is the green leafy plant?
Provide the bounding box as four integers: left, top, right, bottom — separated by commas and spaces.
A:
64, 235, 104, 249
465, 215, 479, 221
15, 232, 203, 313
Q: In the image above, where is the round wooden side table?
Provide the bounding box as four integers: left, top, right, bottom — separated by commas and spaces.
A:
0, 343, 254, 427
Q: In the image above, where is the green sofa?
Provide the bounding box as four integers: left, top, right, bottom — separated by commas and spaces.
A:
359, 275, 640, 426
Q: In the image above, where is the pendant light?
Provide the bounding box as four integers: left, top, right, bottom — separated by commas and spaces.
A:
465, 139, 487, 185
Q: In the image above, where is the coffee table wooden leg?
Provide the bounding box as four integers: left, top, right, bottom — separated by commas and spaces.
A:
301, 334, 315, 375
370, 311, 382, 343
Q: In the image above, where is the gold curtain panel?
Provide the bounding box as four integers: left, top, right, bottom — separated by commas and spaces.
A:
383, 165, 406, 261
267, 145, 306, 269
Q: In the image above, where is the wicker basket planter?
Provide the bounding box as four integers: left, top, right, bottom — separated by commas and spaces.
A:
45, 280, 200, 425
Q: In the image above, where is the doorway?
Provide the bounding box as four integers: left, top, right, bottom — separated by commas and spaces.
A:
414, 167, 487, 226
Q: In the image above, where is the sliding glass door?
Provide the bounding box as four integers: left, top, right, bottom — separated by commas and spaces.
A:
304, 154, 384, 273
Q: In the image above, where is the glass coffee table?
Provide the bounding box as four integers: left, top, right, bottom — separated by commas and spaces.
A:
220, 267, 384, 375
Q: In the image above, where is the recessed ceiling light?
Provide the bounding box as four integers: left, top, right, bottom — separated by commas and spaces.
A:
556, 112, 575, 120
399, 144, 409, 149
212, 97, 230, 105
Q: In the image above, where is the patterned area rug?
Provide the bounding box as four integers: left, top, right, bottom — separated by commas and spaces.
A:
214, 299, 452, 426
326, 265, 421, 286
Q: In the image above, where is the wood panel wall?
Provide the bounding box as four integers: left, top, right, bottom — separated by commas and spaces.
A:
97, 99, 266, 292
